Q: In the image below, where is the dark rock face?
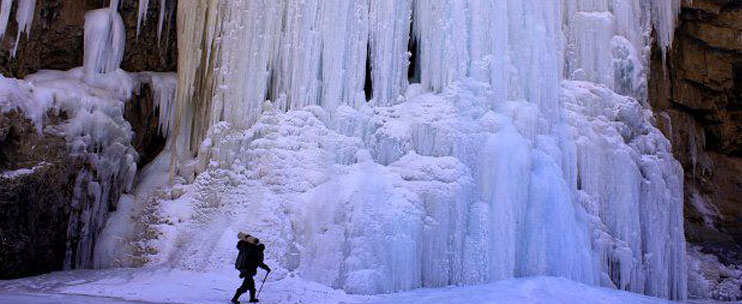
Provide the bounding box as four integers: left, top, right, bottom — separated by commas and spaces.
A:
650, 0, 742, 265
0, 0, 176, 78
126, 81, 167, 167
0, 111, 82, 279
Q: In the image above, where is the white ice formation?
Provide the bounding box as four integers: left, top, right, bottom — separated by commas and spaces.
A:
91, 0, 689, 301
84, 7, 126, 74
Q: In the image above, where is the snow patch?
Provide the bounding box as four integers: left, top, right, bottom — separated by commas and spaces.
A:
687, 246, 742, 301
0, 161, 48, 179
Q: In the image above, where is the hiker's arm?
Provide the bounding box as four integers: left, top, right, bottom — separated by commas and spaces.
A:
259, 262, 271, 272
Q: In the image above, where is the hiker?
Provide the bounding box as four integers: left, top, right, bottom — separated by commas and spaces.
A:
232, 232, 271, 304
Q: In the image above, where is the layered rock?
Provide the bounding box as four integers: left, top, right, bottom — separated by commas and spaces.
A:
649, 0, 742, 299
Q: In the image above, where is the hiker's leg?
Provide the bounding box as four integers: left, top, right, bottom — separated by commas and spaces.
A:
233, 277, 251, 302
246, 276, 258, 302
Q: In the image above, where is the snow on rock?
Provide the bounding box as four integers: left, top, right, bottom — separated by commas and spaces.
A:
12, 67, 139, 269
0, 161, 48, 179
687, 246, 742, 301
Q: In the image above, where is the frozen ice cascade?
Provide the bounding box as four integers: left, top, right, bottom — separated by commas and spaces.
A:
96, 0, 687, 301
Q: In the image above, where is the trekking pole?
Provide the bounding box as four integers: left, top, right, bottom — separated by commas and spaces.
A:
257, 271, 269, 298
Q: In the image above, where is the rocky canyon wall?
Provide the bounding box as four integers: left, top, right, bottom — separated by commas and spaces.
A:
650, 0, 742, 266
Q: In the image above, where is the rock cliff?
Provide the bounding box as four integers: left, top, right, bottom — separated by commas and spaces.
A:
649, 0, 742, 299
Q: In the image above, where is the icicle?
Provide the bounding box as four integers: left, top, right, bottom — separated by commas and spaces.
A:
137, 0, 169, 43
156, 0, 165, 43
0, 0, 12, 39
172, 0, 222, 160
319, 0, 369, 111
141, 72, 177, 137
83, 7, 126, 74
412, 0, 469, 93
650, 0, 682, 54
368, 0, 412, 106
136, 0, 150, 38
11, 0, 35, 57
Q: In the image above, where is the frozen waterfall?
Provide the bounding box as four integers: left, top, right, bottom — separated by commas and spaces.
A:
97, 0, 686, 301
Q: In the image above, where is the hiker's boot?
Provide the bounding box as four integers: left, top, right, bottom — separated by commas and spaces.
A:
248, 289, 259, 303
231, 289, 242, 304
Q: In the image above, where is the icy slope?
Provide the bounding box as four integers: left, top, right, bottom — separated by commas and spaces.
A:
0, 269, 677, 304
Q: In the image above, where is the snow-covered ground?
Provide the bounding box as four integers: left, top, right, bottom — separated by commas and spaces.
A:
0, 269, 684, 304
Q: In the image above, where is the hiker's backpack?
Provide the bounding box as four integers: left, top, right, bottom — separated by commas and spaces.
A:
235, 247, 248, 270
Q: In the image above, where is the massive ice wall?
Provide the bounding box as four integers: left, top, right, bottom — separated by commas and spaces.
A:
115, 0, 686, 300
173, 0, 681, 154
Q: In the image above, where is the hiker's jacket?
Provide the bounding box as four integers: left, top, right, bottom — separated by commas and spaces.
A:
236, 240, 269, 276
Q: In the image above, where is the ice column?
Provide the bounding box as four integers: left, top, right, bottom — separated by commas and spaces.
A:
507, 0, 563, 122
319, 0, 369, 110
412, 0, 470, 93
173, 0, 221, 156
410, 0, 511, 106
368, 0, 412, 106
83, 7, 126, 74
568, 11, 615, 88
